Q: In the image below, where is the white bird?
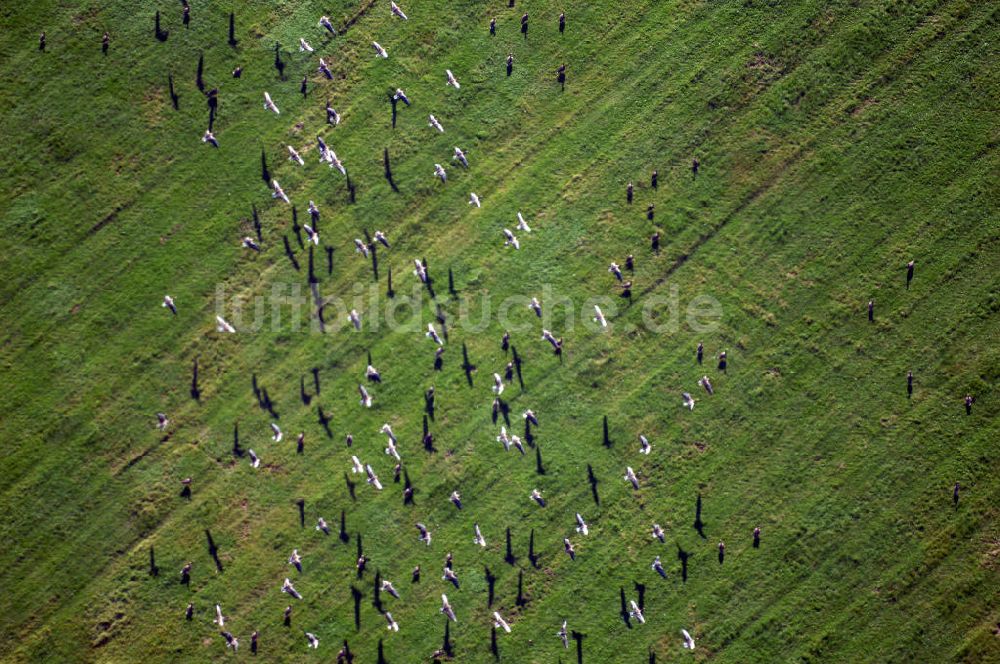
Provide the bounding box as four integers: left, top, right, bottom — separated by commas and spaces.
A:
434, 163, 447, 183
699, 375, 714, 395
366, 364, 382, 382
263, 91, 280, 114
162, 295, 177, 314
373, 231, 390, 248
384, 437, 400, 460
441, 594, 457, 622
609, 262, 623, 281
681, 629, 695, 650
630, 600, 645, 624
516, 212, 532, 232
542, 329, 560, 350
221, 631, 238, 651
354, 238, 370, 258
348, 309, 362, 330
381, 579, 400, 599
299, 37, 314, 52
303, 224, 319, 245
593, 305, 608, 328
523, 409, 539, 425
564, 537, 576, 560
682, 392, 696, 410
496, 426, 511, 451
318, 14, 337, 35
202, 130, 219, 148
318, 57, 333, 79
473, 523, 486, 547
625, 466, 640, 490
380, 422, 397, 441
214, 604, 226, 627
316, 517, 331, 535
242, 236, 261, 252
558, 620, 569, 649
529, 298, 542, 317
271, 179, 289, 203
248, 449, 261, 468
492, 372, 504, 395
450, 490, 462, 509
443, 567, 460, 588
652, 555, 667, 578
372, 41, 388, 58
282, 577, 302, 599
326, 149, 346, 174
416, 522, 432, 546
391, 1, 408, 20
358, 384, 373, 408
289, 549, 302, 572
493, 611, 511, 633
469, 192, 481, 207
287, 145, 305, 166
575, 513, 589, 535
413, 259, 427, 282
305, 631, 320, 649
350, 455, 364, 474
384, 612, 399, 631
393, 88, 410, 105
446, 69, 460, 89
652, 523, 665, 543
502, 228, 520, 250
426, 323, 444, 345
511, 435, 525, 455
216, 315, 236, 333
453, 146, 468, 168
530, 489, 546, 507
639, 434, 652, 455
156, 412, 169, 430
428, 114, 444, 132
271, 422, 283, 442
365, 464, 383, 490
325, 102, 341, 124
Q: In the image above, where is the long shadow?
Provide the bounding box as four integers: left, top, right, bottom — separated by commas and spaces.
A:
296, 499, 305, 528
308, 245, 318, 284
351, 586, 362, 629
535, 444, 545, 475
403, 470, 414, 506
619, 587, 632, 628
511, 346, 524, 389
273, 43, 285, 80
390, 94, 398, 128
149, 546, 159, 576
602, 415, 612, 448
386, 265, 395, 298
587, 464, 600, 505
228, 12, 237, 46
251, 204, 262, 241
190, 356, 200, 400
377, 638, 387, 664
634, 581, 646, 611
292, 207, 303, 249
261, 149, 270, 183
372, 569, 383, 611
490, 626, 499, 659
326, 246, 334, 275
504, 527, 515, 565
232, 422, 244, 457
283, 236, 300, 271
196, 53, 204, 91
317, 404, 332, 438
528, 529, 539, 568
384, 148, 399, 192
340, 510, 350, 542
461, 342, 476, 387
484, 566, 496, 608
311, 367, 321, 395
572, 631, 585, 664
205, 529, 223, 572
424, 389, 435, 420
677, 544, 690, 583
300, 376, 312, 405
524, 419, 535, 446
694, 493, 706, 539
515, 569, 527, 607
442, 620, 454, 656
154, 11, 169, 41
448, 268, 457, 296
167, 73, 179, 109
422, 415, 436, 452
344, 472, 357, 501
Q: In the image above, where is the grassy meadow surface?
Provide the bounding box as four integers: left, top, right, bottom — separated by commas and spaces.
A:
0, 0, 998, 662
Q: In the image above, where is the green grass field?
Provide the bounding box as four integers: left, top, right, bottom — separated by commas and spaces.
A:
1, 0, 998, 661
